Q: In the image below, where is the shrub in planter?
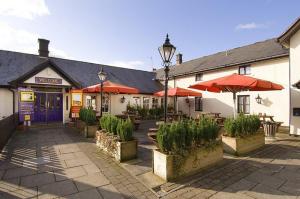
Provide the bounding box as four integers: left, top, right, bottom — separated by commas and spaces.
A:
97, 114, 137, 162
222, 114, 264, 155
83, 108, 98, 138
154, 119, 222, 181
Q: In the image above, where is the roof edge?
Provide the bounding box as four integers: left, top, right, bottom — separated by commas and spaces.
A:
278, 17, 300, 45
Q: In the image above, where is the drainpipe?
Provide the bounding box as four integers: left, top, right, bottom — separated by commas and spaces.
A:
9, 88, 16, 122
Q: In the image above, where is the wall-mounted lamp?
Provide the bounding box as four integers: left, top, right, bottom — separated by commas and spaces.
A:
255, 94, 262, 104
185, 98, 190, 104
120, 96, 126, 103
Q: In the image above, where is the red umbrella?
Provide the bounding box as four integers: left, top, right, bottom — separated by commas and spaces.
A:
189, 73, 284, 118
154, 87, 202, 97
82, 80, 139, 94
154, 87, 202, 114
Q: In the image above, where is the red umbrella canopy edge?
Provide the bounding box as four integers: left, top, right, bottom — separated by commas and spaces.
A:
154, 87, 202, 97
82, 80, 139, 94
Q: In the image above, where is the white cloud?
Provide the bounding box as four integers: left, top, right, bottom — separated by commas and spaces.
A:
0, 0, 50, 19
235, 22, 268, 30
108, 60, 146, 70
0, 21, 70, 58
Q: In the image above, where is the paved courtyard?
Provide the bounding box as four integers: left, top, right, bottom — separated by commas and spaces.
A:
0, 123, 299, 199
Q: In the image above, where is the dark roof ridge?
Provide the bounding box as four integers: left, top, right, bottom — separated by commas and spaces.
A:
0, 49, 154, 74
173, 37, 279, 67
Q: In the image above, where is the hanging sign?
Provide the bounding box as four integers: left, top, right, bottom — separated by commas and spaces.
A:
18, 88, 34, 122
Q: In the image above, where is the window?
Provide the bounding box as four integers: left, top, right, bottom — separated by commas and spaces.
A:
237, 95, 250, 114
152, 98, 159, 108
143, 97, 150, 109
102, 94, 109, 112
133, 97, 141, 107
86, 95, 96, 111
195, 97, 203, 111
195, 73, 203, 81
239, 65, 251, 75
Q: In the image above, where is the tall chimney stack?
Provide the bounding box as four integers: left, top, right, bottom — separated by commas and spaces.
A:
38, 38, 50, 57
176, 53, 182, 65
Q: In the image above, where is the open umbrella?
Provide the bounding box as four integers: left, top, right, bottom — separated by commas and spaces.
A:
82, 80, 139, 94
154, 87, 202, 114
189, 73, 284, 118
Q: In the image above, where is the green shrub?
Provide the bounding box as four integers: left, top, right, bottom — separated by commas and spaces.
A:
99, 115, 120, 135
117, 119, 133, 141
149, 107, 164, 119
85, 108, 96, 125
137, 106, 148, 119
156, 123, 173, 153
79, 108, 88, 121
224, 114, 261, 137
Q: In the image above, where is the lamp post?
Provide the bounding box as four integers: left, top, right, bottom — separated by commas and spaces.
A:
98, 66, 107, 118
158, 34, 176, 122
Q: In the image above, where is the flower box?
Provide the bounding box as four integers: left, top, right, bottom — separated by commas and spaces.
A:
222, 130, 265, 156
153, 143, 223, 181
84, 125, 98, 138
96, 130, 137, 162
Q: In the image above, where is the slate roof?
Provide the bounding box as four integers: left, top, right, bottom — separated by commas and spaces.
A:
156, 38, 289, 79
0, 50, 163, 94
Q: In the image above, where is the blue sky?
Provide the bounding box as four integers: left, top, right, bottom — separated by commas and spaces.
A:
0, 0, 299, 71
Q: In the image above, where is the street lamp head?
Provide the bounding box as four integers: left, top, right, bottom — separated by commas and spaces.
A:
98, 66, 107, 82
158, 34, 176, 65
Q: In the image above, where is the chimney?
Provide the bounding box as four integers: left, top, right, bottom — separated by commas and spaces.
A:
176, 53, 182, 65
38, 38, 50, 57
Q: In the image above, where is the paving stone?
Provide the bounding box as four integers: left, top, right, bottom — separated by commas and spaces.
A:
62, 188, 103, 199
210, 191, 255, 199
0, 177, 20, 192
74, 172, 110, 191
54, 166, 87, 181
7, 187, 38, 199
3, 166, 37, 179
245, 184, 297, 199
97, 184, 124, 199
65, 158, 93, 168
38, 180, 78, 199
245, 171, 286, 189
20, 172, 55, 187
82, 164, 101, 174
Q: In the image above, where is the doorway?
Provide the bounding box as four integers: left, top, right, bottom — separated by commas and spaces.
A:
34, 92, 63, 123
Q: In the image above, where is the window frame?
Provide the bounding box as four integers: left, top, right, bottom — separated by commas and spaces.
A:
195, 73, 203, 81
237, 95, 250, 114
238, 65, 251, 75
194, 97, 203, 111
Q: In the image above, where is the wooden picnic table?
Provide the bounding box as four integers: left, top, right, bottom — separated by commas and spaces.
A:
259, 115, 275, 122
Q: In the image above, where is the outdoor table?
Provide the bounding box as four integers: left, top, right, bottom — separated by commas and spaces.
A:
259, 115, 275, 122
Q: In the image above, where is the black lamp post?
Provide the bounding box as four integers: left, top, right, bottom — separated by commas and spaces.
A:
98, 66, 107, 117
158, 34, 176, 122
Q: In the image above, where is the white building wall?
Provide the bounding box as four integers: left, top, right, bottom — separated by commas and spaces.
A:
290, 29, 300, 135
168, 57, 290, 125
63, 89, 71, 123
0, 88, 13, 120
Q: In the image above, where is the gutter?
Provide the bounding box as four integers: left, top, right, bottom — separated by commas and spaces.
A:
156, 53, 289, 80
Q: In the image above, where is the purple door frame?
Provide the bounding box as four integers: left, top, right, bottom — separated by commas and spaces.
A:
34, 92, 63, 123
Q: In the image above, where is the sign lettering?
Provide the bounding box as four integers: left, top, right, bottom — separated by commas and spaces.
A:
35, 77, 62, 85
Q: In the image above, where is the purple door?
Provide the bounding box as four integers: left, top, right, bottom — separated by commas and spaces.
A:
34, 92, 63, 123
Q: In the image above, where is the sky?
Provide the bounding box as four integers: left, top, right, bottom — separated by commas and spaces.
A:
0, 0, 299, 71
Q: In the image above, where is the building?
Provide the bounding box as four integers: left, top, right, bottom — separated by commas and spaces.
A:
1, 17, 300, 135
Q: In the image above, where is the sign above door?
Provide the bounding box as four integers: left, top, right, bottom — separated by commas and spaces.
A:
35, 77, 62, 85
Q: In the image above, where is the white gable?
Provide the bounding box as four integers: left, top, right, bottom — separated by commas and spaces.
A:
24, 67, 71, 86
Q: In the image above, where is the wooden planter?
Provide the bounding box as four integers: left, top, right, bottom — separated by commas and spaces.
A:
96, 130, 137, 162
153, 144, 223, 181
76, 120, 86, 133
84, 125, 98, 138
222, 130, 265, 156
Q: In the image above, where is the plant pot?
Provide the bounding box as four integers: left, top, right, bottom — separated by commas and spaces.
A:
96, 130, 137, 162
222, 130, 265, 156
153, 144, 223, 181
76, 120, 86, 133
84, 125, 98, 138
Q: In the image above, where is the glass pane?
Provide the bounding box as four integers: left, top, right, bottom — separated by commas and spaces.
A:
56, 96, 61, 109
245, 66, 251, 74
245, 96, 250, 104
238, 96, 243, 103
49, 95, 54, 110
40, 95, 45, 109
239, 67, 245, 75
238, 104, 243, 113
245, 105, 250, 113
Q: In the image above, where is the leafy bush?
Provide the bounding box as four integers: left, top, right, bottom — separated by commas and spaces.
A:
224, 114, 261, 137
100, 115, 120, 135
149, 107, 164, 119
117, 119, 133, 141
79, 108, 88, 121
156, 119, 219, 154
137, 106, 148, 119
85, 108, 96, 125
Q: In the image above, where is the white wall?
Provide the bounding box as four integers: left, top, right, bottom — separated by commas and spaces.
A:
0, 88, 13, 120
63, 89, 71, 123
24, 67, 71, 86
166, 57, 290, 125
290, 29, 300, 135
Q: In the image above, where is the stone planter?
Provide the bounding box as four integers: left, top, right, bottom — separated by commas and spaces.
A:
84, 125, 98, 138
222, 130, 265, 156
153, 143, 223, 181
263, 122, 277, 141
76, 120, 86, 133
96, 130, 137, 162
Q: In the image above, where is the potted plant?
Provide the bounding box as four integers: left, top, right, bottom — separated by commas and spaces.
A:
222, 114, 264, 155
83, 108, 98, 138
76, 108, 88, 133
153, 118, 223, 181
96, 115, 137, 162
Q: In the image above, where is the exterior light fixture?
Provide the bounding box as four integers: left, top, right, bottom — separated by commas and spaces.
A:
158, 34, 176, 122
185, 98, 190, 104
255, 94, 262, 104
98, 66, 107, 117
120, 96, 125, 103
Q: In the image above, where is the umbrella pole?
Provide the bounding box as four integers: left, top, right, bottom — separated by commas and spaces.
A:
233, 91, 237, 119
